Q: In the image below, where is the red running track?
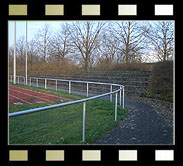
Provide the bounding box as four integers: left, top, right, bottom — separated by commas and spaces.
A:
9, 85, 73, 105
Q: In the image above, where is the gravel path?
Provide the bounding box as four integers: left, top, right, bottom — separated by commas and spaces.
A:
95, 96, 174, 145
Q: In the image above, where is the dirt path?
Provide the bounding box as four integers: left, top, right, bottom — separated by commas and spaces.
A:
95, 96, 173, 145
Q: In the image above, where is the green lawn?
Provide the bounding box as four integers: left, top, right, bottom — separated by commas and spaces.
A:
9, 83, 127, 145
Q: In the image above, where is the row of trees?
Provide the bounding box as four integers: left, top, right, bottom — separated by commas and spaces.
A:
9, 21, 174, 72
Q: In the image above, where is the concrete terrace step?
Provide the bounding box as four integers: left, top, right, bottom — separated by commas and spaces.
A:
17, 70, 152, 97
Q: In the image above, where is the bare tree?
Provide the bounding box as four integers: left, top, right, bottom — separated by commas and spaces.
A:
27, 39, 40, 70
9, 46, 14, 74
48, 24, 70, 66
146, 21, 174, 61
96, 27, 121, 70
36, 23, 51, 64
111, 21, 149, 63
67, 22, 105, 71
100, 32, 120, 65
16, 36, 25, 66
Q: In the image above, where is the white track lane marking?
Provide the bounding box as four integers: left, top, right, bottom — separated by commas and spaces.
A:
14, 102, 23, 105
9, 88, 52, 102
9, 85, 65, 100
9, 94, 32, 104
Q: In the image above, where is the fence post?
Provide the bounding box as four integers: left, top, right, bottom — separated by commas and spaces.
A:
69, 81, 71, 94
83, 101, 86, 142
37, 78, 38, 87
110, 85, 112, 102
24, 77, 25, 85
87, 83, 89, 97
56, 80, 57, 91
30, 77, 31, 86
123, 88, 125, 109
120, 86, 122, 106
115, 93, 118, 121
45, 79, 47, 89
18, 76, 19, 84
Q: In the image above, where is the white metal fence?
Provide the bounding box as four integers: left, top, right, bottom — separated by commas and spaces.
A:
9, 75, 125, 142
9, 75, 25, 85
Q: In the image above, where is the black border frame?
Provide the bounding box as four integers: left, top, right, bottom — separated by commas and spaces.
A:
0, 0, 180, 166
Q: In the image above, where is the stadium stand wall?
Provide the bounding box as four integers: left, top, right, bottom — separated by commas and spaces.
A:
17, 70, 151, 97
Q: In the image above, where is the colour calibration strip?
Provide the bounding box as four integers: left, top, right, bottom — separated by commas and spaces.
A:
118, 5, 137, 16
46, 150, 65, 161
9, 150, 175, 161
8, 4, 174, 16
45, 5, 64, 16
9, 5, 27, 16
9, 150, 28, 161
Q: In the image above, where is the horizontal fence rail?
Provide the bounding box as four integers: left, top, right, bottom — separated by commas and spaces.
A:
9, 75, 125, 142
9, 75, 25, 85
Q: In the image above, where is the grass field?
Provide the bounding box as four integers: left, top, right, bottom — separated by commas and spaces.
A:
9, 83, 127, 145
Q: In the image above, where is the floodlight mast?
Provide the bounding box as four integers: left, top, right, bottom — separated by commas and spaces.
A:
13, 21, 16, 84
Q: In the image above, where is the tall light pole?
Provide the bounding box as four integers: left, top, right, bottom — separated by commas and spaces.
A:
25, 21, 28, 85
13, 21, 16, 84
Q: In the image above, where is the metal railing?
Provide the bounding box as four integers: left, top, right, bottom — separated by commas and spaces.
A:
9, 75, 25, 85
9, 75, 125, 142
